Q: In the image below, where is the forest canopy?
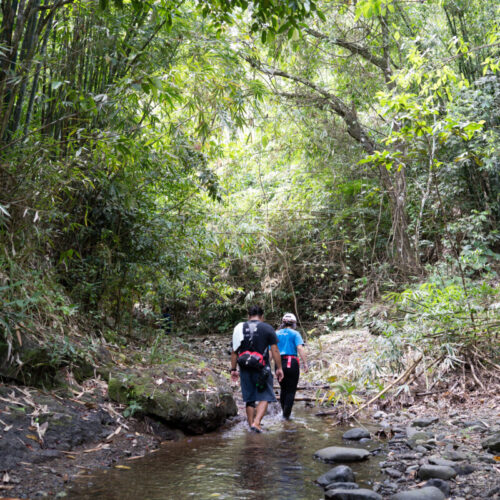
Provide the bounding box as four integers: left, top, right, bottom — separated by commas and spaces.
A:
1, 0, 499, 359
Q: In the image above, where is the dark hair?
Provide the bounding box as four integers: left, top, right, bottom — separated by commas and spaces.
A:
248, 305, 264, 317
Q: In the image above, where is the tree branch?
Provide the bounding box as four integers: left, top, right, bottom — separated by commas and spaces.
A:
305, 27, 393, 72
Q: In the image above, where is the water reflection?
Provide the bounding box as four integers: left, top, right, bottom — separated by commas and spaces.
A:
66, 404, 384, 500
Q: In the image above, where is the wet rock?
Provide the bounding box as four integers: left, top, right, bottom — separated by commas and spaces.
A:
325, 488, 382, 500
317, 465, 355, 486
384, 468, 403, 478
325, 482, 360, 491
314, 446, 370, 463
425, 479, 450, 496
343, 428, 371, 440
428, 456, 456, 467
373, 411, 387, 419
389, 486, 445, 500
417, 464, 457, 480
411, 417, 439, 428
481, 432, 500, 452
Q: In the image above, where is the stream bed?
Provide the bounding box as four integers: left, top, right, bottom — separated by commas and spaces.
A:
66, 403, 386, 500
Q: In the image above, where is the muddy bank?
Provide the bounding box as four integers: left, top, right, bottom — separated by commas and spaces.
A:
0, 381, 169, 498
0, 336, 238, 498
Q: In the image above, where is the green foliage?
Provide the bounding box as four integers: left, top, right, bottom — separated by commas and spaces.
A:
319, 377, 363, 407
378, 269, 500, 378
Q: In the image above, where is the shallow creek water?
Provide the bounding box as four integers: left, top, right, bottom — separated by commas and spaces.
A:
67, 403, 386, 500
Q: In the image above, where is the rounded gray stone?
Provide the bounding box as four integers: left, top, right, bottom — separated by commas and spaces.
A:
442, 449, 468, 461
317, 465, 355, 487
428, 456, 456, 467
343, 428, 371, 440
325, 488, 382, 500
326, 482, 360, 491
417, 464, 457, 480
425, 479, 450, 496
481, 432, 500, 452
314, 446, 371, 463
389, 486, 445, 500
411, 417, 439, 428
406, 427, 432, 441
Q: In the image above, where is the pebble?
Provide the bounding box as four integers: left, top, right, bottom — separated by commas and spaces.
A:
481, 432, 500, 452
314, 446, 370, 463
454, 464, 476, 475
389, 486, 445, 500
343, 428, 371, 440
384, 468, 403, 478
425, 478, 450, 496
411, 417, 439, 428
442, 449, 468, 461
417, 464, 457, 480
316, 465, 355, 487
428, 456, 456, 467
326, 482, 360, 490
325, 488, 382, 500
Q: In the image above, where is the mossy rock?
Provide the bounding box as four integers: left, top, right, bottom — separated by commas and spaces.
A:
0, 334, 95, 388
108, 368, 237, 434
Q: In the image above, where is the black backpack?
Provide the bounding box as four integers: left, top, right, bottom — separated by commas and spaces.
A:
237, 322, 267, 370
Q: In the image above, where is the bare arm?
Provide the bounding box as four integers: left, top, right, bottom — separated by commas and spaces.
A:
230, 351, 239, 383
297, 344, 309, 373
270, 344, 284, 382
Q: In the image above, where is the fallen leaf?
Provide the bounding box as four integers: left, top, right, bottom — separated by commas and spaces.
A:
15, 329, 22, 347
106, 426, 122, 441
0, 486, 16, 492
494, 456, 500, 462
196, 464, 206, 469
36, 421, 49, 442
25, 434, 39, 443
2, 472, 10, 483
114, 465, 131, 470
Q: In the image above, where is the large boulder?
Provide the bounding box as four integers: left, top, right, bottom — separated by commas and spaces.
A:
108, 366, 237, 434
314, 446, 370, 463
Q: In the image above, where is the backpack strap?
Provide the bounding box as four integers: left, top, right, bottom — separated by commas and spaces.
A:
240, 321, 269, 361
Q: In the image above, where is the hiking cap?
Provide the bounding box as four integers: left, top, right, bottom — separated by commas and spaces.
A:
282, 313, 297, 323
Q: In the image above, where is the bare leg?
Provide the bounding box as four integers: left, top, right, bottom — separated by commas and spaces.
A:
246, 405, 255, 427
252, 401, 268, 430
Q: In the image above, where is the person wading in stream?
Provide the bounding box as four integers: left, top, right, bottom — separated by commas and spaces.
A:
276, 313, 308, 419
230, 305, 284, 433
